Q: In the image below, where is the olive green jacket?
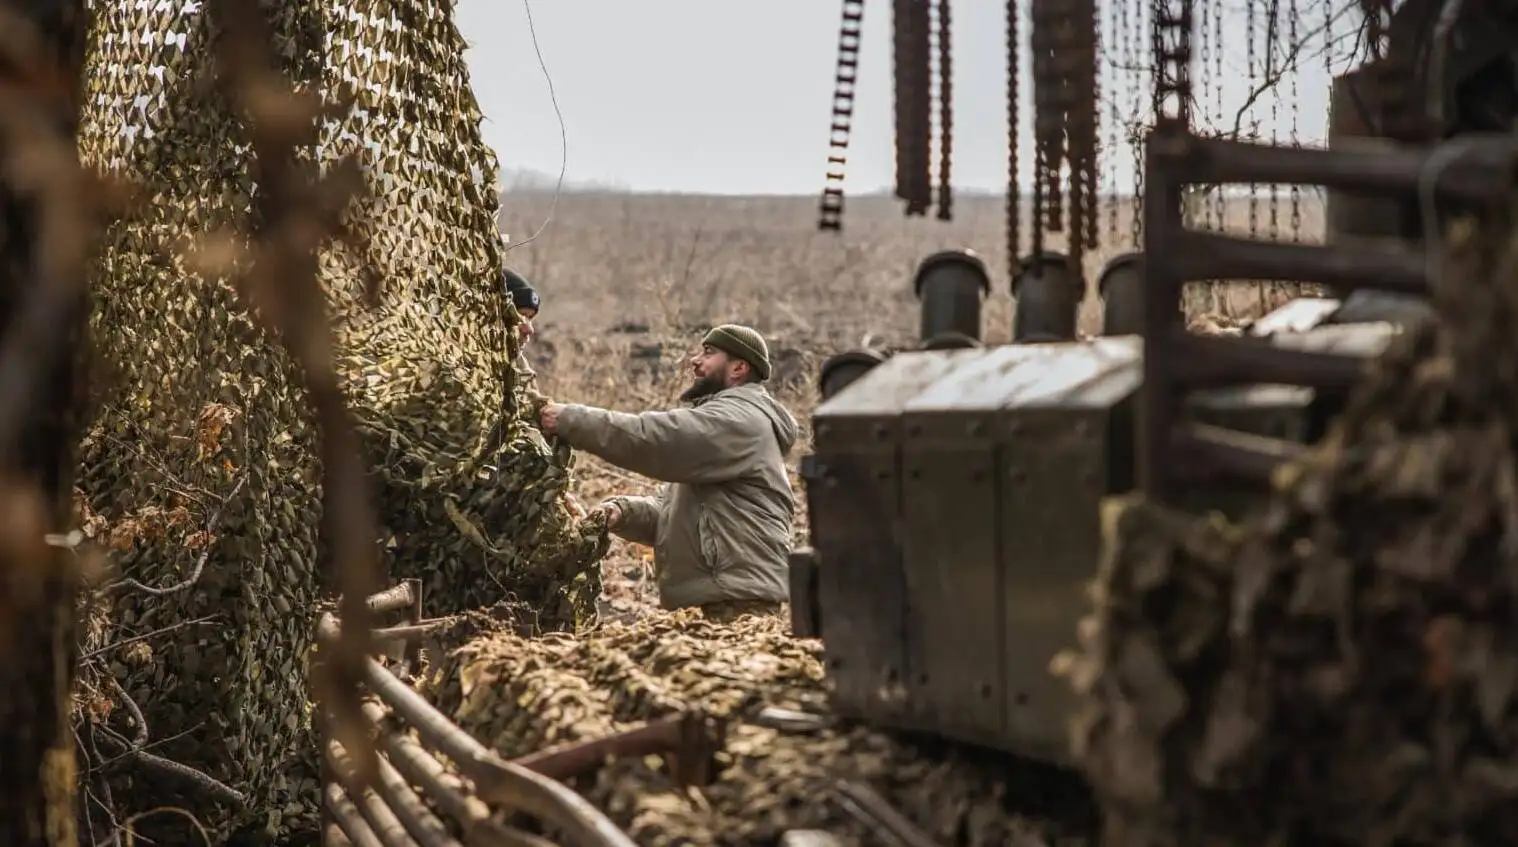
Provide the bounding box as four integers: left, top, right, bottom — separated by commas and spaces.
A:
554, 383, 799, 609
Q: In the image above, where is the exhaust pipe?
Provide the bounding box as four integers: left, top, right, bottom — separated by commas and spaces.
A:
912, 249, 989, 345
921, 331, 981, 351
818, 349, 889, 401
1097, 252, 1144, 336
1011, 251, 1082, 343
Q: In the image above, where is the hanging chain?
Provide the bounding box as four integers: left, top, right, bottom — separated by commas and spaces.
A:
1030, 0, 1065, 258
935, 0, 953, 221
817, 0, 866, 232
1105, 0, 1121, 246
1007, 0, 1021, 274
1288, 0, 1302, 243
1029, 0, 1100, 271
893, 0, 933, 216
1267, 2, 1280, 240
1128, 0, 1144, 250
1210, 0, 1223, 229
1080, 0, 1099, 252
1245, 0, 1259, 238
1195, 0, 1212, 230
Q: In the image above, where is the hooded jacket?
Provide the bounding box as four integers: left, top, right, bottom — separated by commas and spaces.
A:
554, 383, 799, 609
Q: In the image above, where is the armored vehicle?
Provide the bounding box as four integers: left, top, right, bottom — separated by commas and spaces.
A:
792, 0, 1518, 765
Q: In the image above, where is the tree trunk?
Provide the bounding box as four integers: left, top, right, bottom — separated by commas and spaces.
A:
0, 1, 94, 845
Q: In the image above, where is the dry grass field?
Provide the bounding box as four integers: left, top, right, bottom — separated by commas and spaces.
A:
497, 190, 1328, 618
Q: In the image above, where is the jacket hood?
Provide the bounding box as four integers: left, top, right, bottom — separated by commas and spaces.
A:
704, 383, 799, 455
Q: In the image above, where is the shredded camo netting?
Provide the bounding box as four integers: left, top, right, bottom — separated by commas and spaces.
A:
419, 610, 1093, 847
74, 0, 605, 836
1064, 200, 1518, 846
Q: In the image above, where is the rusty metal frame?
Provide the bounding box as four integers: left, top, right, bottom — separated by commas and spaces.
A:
1139, 130, 1518, 502
312, 584, 643, 847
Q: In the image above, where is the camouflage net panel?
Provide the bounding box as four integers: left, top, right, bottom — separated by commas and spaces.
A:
419, 611, 1089, 846
74, 0, 605, 836
1062, 204, 1518, 845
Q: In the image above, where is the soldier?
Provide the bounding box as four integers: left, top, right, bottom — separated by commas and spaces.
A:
504, 268, 541, 387
539, 324, 799, 623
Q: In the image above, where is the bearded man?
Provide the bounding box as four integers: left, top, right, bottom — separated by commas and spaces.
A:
538, 324, 798, 622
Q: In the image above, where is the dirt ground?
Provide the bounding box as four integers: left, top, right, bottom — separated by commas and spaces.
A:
498, 190, 1326, 620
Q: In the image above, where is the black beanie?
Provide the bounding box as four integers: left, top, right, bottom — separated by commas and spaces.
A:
503, 269, 541, 313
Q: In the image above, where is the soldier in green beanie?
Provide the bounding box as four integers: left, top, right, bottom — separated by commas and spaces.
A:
539, 324, 798, 623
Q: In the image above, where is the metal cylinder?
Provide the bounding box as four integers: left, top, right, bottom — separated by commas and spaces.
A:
818, 349, 888, 401
1326, 68, 1406, 244
1096, 252, 1144, 336
1011, 251, 1083, 343
912, 249, 990, 344
921, 331, 981, 351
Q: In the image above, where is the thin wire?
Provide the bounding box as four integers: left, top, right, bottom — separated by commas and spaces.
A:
505, 0, 568, 252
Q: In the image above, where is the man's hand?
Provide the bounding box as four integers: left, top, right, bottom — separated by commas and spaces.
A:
564, 493, 587, 519
594, 501, 621, 529
539, 402, 563, 436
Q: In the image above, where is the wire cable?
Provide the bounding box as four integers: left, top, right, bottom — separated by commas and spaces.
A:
504, 0, 567, 251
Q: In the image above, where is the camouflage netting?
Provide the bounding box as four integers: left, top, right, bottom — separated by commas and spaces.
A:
418, 610, 1091, 846
74, 0, 605, 837
1062, 201, 1518, 846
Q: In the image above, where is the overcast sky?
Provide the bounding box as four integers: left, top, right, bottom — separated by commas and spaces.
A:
454, 0, 1346, 196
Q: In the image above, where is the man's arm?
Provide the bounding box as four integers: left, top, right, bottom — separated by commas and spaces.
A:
602, 493, 662, 546
553, 401, 760, 484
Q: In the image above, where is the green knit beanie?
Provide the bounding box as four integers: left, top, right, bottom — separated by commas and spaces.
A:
702, 324, 772, 381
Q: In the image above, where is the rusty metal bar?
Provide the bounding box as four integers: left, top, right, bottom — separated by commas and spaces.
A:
512, 719, 686, 780
326, 780, 386, 847
327, 740, 417, 846
403, 578, 424, 669
367, 583, 419, 616
1170, 230, 1429, 294
1139, 128, 1188, 503
834, 780, 943, 847
1172, 423, 1307, 484
372, 622, 447, 644
359, 701, 556, 847
316, 615, 637, 847
349, 735, 462, 847
1158, 131, 1518, 201
512, 712, 721, 787
1169, 332, 1371, 390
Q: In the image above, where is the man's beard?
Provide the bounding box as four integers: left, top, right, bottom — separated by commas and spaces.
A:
680, 372, 726, 403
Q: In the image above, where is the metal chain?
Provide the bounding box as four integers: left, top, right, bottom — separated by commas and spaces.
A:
1196, 0, 1212, 230
1007, 0, 1021, 273
1268, 2, 1280, 240
1105, 0, 1121, 246
1128, 0, 1144, 250
1081, 0, 1099, 251
1030, 0, 1065, 250
893, 0, 933, 216
935, 0, 953, 221
1246, 0, 1259, 238
1210, 0, 1223, 229
817, 0, 865, 232
1289, 0, 1302, 243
